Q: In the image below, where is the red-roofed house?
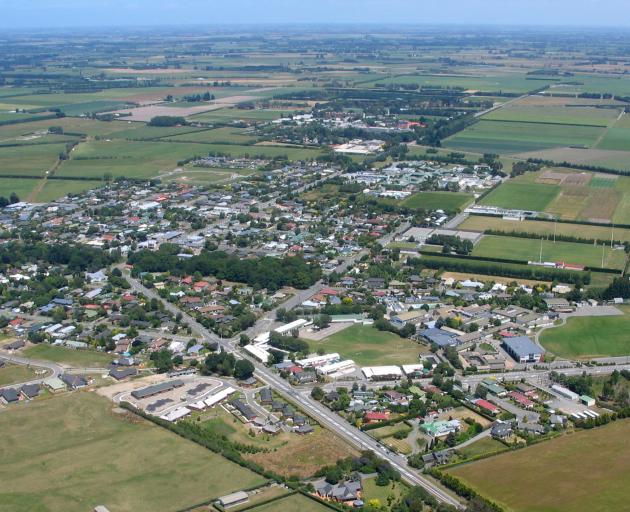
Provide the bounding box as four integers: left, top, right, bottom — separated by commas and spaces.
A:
364, 411, 390, 423
475, 399, 500, 415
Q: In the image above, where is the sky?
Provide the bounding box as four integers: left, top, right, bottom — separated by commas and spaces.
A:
1, 0, 630, 29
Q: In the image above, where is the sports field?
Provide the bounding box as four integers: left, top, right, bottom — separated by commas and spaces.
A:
22, 344, 115, 367
401, 191, 473, 211
472, 235, 627, 270
479, 169, 630, 222
540, 306, 630, 358
0, 393, 265, 512
448, 420, 630, 512
458, 216, 630, 243
309, 324, 428, 366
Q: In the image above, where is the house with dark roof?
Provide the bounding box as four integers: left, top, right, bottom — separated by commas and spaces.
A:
420, 328, 459, 347
230, 399, 257, 422
60, 374, 88, 390
109, 367, 138, 381
20, 384, 40, 399
314, 478, 363, 504
0, 387, 19, 404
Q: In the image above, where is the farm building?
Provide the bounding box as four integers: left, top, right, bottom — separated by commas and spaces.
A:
217, 491, 249, 509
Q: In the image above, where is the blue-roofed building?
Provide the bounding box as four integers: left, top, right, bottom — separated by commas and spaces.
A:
420, 328, 459, 347
502, 336, 544, 363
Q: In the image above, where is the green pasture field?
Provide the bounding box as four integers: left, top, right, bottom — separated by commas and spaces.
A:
448, 420, 630, 512
0, 118, 131, 140
243, 493, 332, 512
198, 143, 323, 160
0, 363, 39, 386
479, 182, 560, 211
548, 74, 630, 96
0, 143, 67, 176
0, 133, 78, 147
595, 127, 630, 151
0, 393, 264, 512
22, 344, 115, 367
57, 140, 210, 179
106, 125, 209, 141
0, 178, 39, 200
457, 216, 630, 243
483, 105, 618, 127
310, 324, 428, 366
360, 73, 556, 94
401, 191, 473, 211
540, 306, 630, 358
163, 126, 260, 144
471, 235, 627, 270
189, 108, 296, 122
163, 169, 237, 185
35, 179, 104, 202
444, 120, 604, 154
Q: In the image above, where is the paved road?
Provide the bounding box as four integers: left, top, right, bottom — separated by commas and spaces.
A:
0, 351, 62, 389
121, 268, 462, 508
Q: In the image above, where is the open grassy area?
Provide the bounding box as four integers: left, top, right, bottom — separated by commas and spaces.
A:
0, 363, 39, 386
244, 493, 332, 512
444, 120, 604, 154
471, 235, 627, 270
361, 477, 408, 507
479, 182, 560, 211
0, 143, 67, 177
540, 306, 630, 359
455, 436, 507, 460
401, 191, 473, 212
200, 406, 356, 479
458, 216, 630, 243
448, 420, 630, 512
310, 324, 428, 366
0, 392, 265, 512
483, 104, 619, 127
21, 344, 115, 368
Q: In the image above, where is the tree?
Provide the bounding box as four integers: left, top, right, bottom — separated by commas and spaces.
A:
239, 334, 250, 347
234, 359, 255, 380
150, 348, 174, 373
9, 192, 19, 204
311, 386, 325, 401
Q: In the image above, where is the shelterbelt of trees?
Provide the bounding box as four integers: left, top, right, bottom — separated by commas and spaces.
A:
128, 244, 321, 291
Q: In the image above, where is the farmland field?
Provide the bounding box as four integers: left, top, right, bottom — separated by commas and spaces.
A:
479, 182, 560, 211
483, 104, 619, 127
0, 393, 265, 512
0, 178, 40, 201
21, 344, 115, 367
309, 324, 428, 366
457, 215, 630, 243
471, 235, 627, 269
0, 143, 68, 177
540, 306, 630, 358
401, 191, 473, 211
444, 120, 604, 154
448, 420, 630, 512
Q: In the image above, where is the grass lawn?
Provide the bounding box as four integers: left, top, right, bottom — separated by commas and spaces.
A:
540, 306, 630, 358
0, 363, 39, 386
310, 324, 428, 366
22, 344, 115, 368
244, 493, 332, 512
448, 420, 630, 512
0, 178, 39, 201
34, 179, 104, 202
479, 182, 560, 211
471, 235, 627, 270
0, 393, 264, 512
401, 191, 473, 212
361, 477, 408, 507
455, 436, 507, 460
